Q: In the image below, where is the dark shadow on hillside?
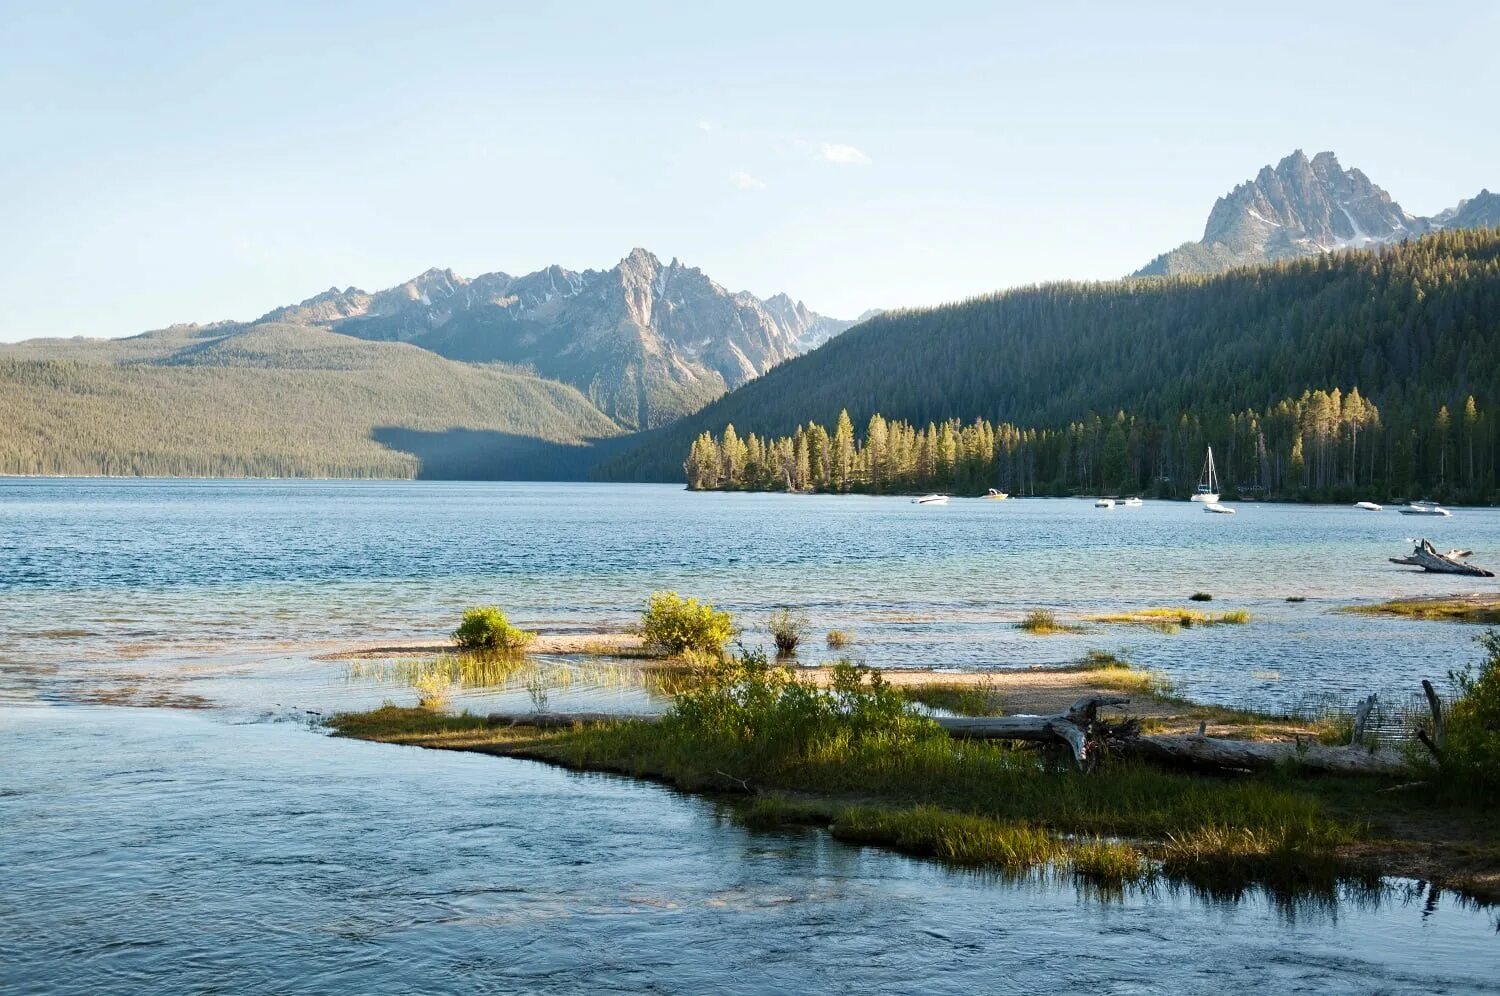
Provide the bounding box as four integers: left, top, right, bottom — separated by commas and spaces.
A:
371, 427, 642, 481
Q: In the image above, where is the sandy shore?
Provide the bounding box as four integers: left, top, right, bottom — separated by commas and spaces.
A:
318, 632, 646, 660
318, 631, 1327, 736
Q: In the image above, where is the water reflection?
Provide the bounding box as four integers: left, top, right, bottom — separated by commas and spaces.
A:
2, 704, 1495, 995
344, 651, 677, 715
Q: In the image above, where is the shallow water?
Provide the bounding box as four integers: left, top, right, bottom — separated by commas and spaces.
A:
3, 479, 1497, 714
2, 479, 1498, 992
2, 704, 1496, 995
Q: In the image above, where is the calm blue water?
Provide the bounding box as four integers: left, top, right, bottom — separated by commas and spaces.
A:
3, 478, 1497, 713
2, 479, 1498, 993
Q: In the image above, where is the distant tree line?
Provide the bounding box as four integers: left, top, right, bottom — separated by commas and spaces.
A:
602, 228, 1500, 486
684, 387, 1499, 501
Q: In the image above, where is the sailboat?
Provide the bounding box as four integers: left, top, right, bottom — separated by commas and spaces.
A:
1191, 447, 1220, 504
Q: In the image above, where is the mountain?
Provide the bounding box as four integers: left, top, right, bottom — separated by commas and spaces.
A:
259, 249, 855, 430
601, 228, 1500, 484
1434, 189, 1500, 230
0, 323, 624, 479
1135, 150, 1495, 276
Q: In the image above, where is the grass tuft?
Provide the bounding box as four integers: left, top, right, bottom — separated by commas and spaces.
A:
1017, 609, 1083, 635
1090, 608, 1249, 632
825, 629, 852, 649
766, 607, 808, 657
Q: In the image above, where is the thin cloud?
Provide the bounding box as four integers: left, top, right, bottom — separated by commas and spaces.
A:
729, 170, 766, 190
696, 119, 714, 133
819, 142, 871, 165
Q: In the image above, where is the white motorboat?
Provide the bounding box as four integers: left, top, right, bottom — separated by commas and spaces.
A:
1191, 446, 1220, 504
1203, 501, 1235, 515
1398, 500, 1451, 517
983, 488, 1009, 500
912, 494, 949, 505
1354, 501, 1383, 512
1095, 498, 1115, 509
1122, 497, 1144, 507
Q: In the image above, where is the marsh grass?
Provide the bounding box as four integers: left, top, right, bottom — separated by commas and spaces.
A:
1342, 596, 1500, 625
1090, 608, 1250, 632
1049, 649, 1133, 672
579, 641, 658, 660
825, 630, 852, 650
1189, 592, 1214, 602
1089, 668, 1178, 698
348, 652, 683, 710
1017, 609, 1083, 635
899, 678, 1006, 717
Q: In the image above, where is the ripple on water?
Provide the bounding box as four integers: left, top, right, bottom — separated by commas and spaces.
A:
1, 705, 1496, 995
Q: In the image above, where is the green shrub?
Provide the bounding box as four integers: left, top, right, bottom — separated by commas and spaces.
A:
825, 629, 852, 649
1442, 630, 1500, 798
1189, 592, 1213, 602
664, 649, 941, 780
766, 607, 808, 656
637, 591, 737, 657
452, 606, 535, 651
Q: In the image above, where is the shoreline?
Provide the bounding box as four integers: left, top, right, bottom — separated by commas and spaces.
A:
319, 634, 1302, 733
5, 475, 1498, 509
329, 702, 1500, 904
322, 632, 1497, 902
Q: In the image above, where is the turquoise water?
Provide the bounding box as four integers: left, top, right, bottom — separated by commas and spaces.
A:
3, 479, 1497, 713
2, 479, 1497, 993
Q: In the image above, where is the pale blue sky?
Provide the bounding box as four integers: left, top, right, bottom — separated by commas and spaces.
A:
2, 1, 1496, 340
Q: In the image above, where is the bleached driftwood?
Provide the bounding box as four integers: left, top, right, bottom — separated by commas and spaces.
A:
932, 694, 1128, 768
933, 695, 1408, 776
482, 689, 1417, 777
1129, 732, 1407, 775
1390, 538, 1495, 577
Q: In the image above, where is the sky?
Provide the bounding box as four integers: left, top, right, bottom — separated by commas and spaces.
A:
2, 1, 1497, 341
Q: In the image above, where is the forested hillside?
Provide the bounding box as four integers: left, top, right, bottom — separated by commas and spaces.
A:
601, 229, 1500, 500
0, 325, 621, 478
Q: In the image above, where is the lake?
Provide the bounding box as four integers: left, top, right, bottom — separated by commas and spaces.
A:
1, 479, 1497, 992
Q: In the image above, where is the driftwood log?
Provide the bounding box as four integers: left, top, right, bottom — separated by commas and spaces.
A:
485, 689, 1412, 777
1390, 538, 1495, 577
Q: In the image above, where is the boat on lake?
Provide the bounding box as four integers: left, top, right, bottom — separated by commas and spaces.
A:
983, 488, 1009, 500
1191, 446, 1221, 503
1095, 498, 1115, 509
1390, 538, 1493, 576
1203, 501, 1235, 515
1122, 496, 1144, 507
1399, 500, 1451, 517
912, 494, 949, 505
1354, 501, 1383, 512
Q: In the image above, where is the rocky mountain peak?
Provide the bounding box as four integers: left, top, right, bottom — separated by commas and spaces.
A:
250, 250, 855, 431
1136, 149, 1493, 277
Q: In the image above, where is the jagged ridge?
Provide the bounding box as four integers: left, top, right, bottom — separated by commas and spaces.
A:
1136, 150, 1495, 276
261, 249, 857, 430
